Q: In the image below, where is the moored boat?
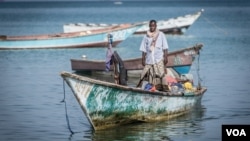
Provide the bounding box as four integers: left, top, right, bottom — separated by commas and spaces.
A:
60, 71, 207, 130
63, 9, 204, 34
71, 43, 203, 75
135, 9, 204, 34
0, 23, 143, 50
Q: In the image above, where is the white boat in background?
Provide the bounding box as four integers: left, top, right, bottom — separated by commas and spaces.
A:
136, 9, 204, 34
63, 9, 204, 34
114, 1, 123, 5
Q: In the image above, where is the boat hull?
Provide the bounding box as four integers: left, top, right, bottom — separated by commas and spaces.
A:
63, 9, 203, 35
134, 10, 202, 34
134, 25, 190, 34
0, 24, 142, 50
61, 71, 207, 130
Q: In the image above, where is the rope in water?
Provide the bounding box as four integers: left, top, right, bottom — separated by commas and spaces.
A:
61, 79, 74, 134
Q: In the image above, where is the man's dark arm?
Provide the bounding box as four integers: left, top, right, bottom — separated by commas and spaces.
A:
163, 49, 168, 65
142, 52, 146, 66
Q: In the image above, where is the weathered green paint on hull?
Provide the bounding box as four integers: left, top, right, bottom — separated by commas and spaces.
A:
61, 72, 206, 130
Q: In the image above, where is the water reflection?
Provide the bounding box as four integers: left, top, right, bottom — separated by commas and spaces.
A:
95, 106, 205, 141
67, 104, 206, 141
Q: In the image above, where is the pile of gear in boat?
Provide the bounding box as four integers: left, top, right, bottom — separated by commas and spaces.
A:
140, 68, 197, 95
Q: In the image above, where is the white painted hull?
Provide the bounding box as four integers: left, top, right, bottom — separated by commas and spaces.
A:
61, 71, 207, 130
63, 9, 204, 34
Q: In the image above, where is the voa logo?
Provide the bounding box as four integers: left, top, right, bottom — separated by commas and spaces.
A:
226, 129, 246, 136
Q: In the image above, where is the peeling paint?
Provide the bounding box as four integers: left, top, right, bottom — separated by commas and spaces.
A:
63, 73, 206, 130
87, 84, 201, 129
173, 55, 183, 65
184, 49, 196, 56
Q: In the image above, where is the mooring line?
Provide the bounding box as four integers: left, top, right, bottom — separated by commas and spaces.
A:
61, 79, 74, 134
61, 79, 84, 134
61, 79, 66, 103
202, 16, 228, 35
64, 100, 74, 134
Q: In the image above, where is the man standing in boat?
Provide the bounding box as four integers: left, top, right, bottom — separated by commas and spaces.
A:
139, 19, 169, 91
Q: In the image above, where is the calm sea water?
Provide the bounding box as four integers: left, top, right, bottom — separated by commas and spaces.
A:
0, 1, 250, 141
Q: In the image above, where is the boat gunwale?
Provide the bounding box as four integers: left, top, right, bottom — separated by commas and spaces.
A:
155, 9, 202, 23
61, 71, 207, 97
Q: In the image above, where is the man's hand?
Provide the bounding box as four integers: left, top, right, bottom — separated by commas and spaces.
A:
164, 57, 168, 65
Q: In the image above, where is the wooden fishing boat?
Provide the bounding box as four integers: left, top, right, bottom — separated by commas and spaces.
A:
60, 70, 207, 130
71, 43, 203, 75
0, 23, 143, 50
63, 9, 204, 34
135, 9, 204, 34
